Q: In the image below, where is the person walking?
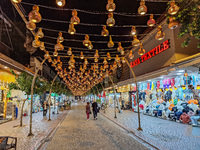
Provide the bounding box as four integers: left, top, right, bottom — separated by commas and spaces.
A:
43, 101, 48, 116
86, 102, 91, 121
92, 100, 98, 120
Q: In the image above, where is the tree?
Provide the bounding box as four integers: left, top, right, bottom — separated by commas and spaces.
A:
8, 72, 49, 126
166, 0, 200, 48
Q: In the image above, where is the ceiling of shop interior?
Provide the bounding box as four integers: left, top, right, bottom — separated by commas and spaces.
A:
4, 0, 169, 71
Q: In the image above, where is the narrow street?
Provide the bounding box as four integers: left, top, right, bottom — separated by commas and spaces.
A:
46, 103, 148, 150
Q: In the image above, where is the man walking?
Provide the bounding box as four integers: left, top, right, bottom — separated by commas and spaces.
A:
92, 100, 98, 120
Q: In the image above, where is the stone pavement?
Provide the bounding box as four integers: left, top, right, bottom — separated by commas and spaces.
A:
102, 107, 200, 150
0, 108, 68, 150
46, 103, 149, 150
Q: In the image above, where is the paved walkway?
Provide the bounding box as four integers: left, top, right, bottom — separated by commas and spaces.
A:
0, 108, 68, 150
46, 103, 148, 150
103, 107, 200, 150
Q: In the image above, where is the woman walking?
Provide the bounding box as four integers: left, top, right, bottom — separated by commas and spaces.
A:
86, 102, 91, 121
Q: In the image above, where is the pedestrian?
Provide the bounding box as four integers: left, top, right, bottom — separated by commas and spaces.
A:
92, 100, 98, 120
86, 102, 91, 121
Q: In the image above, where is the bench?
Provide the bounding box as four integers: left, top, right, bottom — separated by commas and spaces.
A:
0, 136, 17, 150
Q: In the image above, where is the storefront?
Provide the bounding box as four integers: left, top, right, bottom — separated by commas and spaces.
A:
117, 24, 200, 123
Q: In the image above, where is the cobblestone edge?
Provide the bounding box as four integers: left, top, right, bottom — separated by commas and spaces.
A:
99, 111, 168, 150
34, 111, 69, 150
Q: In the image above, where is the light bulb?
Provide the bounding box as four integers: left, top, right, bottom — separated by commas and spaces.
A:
107, 52, 111, 60
115, 55, 120, 63
68, 24, 76, 35
168, 1, 179, 15
54, 42, 64, 51
88, 42, 93, 50
53, 50, 58, 57
12, 0, 22, 3
56, 0, 66, 7
32, 36, 41, 48
94, 50, 99, 58
103, 58, 108, 64
28, 5, 42, 23
71, 10, 80, 25
147, 14, 155, 27
121, 50, 125, 55
117, 42, 124, 52
48, 58, 52, 63
132, 35, 140, 46
106, 13, 115, 26
155, 26, 165, 40
83, 35, 90, 47
57, 32, 64, 43
101, 25, 109, 36
108, 36, 114, 48
84, 58, 88, 65
67, 47, 72, 55
168, 17, 179, 29
26, 21, 36, 30
122, 57, 126, 63
138, 44, 145, 55
40, 42, 45, 50
138, 0, 147, 15
106, 0, 116, 12
131, 26, 136, 35
36, 28, 44, 38
80, 51, 84, 59
129, 51, 134, 59
44, 51, 50, 59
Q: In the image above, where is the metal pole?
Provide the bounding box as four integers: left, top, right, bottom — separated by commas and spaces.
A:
48, 73, 58, 121
28, 58, 46, 136
124, 57, 142, 131
108, 75, 117, 118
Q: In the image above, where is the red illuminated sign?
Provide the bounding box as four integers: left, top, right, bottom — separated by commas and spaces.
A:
130, 39, 170, 68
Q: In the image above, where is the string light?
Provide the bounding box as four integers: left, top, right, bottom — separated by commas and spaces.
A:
138, 44, 145, 55
67, 47, 72, 55
101, 25, 109, 36
32, 36, 41, 48
132, 35, 140, 46
21, 1, 163, 17
106, 0, 116, 12
26, 21, 36, 30
40, 42, 45, 50
68, 23, 76, 35
131, 26, 136, 35
138, 0, 147, 15
108, 36, 114, 48
168, 17, 179, 29
168, 0, 179, 15
155, 26, 165, 40
106, 13, 115, 26
56, 0, 66, 7
147, 14, 155, 27
71, 9, 80, 25
129, 51, 134, 59
28, 5, 42, 23
36, 28, 44, 38
80, 51, 84, 59
83, 35, 91, 47
12, 0, 22, 3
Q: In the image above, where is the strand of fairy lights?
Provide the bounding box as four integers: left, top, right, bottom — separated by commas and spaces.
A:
21, 1, 164, 17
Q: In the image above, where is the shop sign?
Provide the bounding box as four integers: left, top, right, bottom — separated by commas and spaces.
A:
130, 39, 170, 68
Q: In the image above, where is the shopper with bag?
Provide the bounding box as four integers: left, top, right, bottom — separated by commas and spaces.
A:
86, 102, 91, 121
92, 100, 98, 120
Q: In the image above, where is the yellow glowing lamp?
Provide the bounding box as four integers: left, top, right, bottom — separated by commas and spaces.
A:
168, 1, 179, 15
155, 26, 165, 40
56, 0, 66, 7
138, 0, 147, 15
26, 21, 36, 31
12, 0, 22, 3
83, 35, 90, 47
106, 13, 115, 27
138, 44, 145, 55
36, 28, 44, 38
108, 36, 114, 48
106, 0, 116, 12
28, 5, 42, 23
132, 35, 140, 47
101, 25, 109, 36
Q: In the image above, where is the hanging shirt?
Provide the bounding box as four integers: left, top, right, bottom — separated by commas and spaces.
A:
178, 87, 184, 100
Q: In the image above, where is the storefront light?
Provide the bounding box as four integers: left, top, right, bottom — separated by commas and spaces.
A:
196, 85, 200, 90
